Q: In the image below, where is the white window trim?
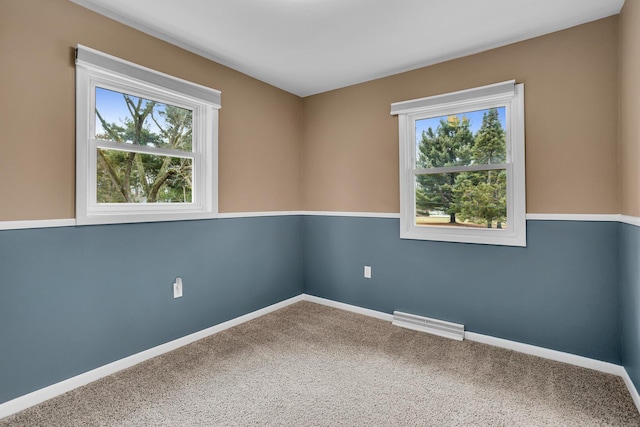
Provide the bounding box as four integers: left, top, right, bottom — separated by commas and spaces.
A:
75, 45, 220, 225
391, 80, 526, 247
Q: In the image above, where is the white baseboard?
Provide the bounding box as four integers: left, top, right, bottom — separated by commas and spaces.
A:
303, 295, 623, 375
3, 293, 639, 419
464, 332, 623, 376
302, 294, 393, 321
0, 294, 304, 420
301, 294, 640, 414
621, 369, 640, 412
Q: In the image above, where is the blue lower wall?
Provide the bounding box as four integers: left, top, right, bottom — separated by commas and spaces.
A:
1, 214, 634, 406
303, 217, 621, 364
621, 223, 640, 391
0, 216, 303, 404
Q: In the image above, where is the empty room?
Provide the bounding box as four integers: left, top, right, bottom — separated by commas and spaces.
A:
2, 0, 640, 425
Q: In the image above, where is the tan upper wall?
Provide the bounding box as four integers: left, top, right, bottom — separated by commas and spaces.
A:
0, 3, 625, 220
620, 0, 640, 217
0, 0, 303, 221
302, 17, 620, 214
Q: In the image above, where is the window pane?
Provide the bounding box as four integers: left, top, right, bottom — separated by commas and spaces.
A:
95, 87, 193, 152
415, 170, 507, 229
415, 107, 506, 168
97, 149, 193, 203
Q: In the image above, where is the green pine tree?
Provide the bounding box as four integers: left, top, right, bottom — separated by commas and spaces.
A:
452, 108, 507, 227
416, 115, 474, 223
473, 108, 506, 164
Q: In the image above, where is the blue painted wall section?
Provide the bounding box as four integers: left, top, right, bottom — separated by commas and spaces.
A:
2, 215, 634, 406
0, 216, 303, 404
303, 217, 621, 364
621, 223, 640, 391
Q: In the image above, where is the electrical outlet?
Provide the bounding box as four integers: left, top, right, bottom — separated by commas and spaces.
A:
364, 266, 372, 279
173, 277, 183, 298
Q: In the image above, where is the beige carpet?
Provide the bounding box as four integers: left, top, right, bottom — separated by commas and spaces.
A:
2, 301, 639, 426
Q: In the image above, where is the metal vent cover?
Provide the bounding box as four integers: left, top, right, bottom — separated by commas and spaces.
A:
392, 311, 465, 341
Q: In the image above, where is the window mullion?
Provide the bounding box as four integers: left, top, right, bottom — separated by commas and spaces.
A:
413, 163, 507, 175
93, 139, 195, 160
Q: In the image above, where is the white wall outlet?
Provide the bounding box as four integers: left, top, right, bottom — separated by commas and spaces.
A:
173, 277, 183, 298
364, 266, 372, 279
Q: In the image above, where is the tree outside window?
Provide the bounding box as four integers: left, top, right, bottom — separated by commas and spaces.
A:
416, 107, 507, 229
95, 88, 194, 204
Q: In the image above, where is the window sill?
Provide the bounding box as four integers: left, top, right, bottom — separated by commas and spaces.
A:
400, 227, 526, 247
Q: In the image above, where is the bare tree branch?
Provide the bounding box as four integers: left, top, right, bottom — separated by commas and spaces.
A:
98, 150, 129, 202
148, 168, 174, 202
96, 110, 123, 142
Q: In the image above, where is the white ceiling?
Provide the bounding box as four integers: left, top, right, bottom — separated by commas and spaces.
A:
71, 0, 624, 97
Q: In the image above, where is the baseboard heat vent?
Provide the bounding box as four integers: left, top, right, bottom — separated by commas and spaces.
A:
392, 311, 465, 341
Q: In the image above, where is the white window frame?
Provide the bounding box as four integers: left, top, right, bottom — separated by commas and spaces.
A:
75, 45, 220, 225
391, 80, 526, 247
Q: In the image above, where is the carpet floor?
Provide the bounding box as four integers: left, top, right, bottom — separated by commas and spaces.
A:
2, 301, 639, 426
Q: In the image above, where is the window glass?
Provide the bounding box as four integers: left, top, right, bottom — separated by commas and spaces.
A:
95, 87, 193, 152
97, 149, 193, 204
415, 169, 507, 229
415, 107, 508, 229
415, 107, 506, 168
